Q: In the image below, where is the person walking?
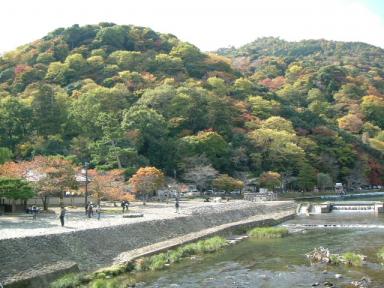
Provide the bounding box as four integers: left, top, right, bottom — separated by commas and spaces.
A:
175, 198, 180, 213
59, 207, 66, 227
96, 205, 101, 220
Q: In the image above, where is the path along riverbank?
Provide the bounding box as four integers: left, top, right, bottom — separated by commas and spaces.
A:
0, 200, 296, 287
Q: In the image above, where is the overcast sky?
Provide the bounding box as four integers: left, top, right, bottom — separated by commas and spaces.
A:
1, 0, 384, 53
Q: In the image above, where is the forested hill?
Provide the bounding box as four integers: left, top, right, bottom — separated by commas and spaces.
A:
0, 25, 383, 190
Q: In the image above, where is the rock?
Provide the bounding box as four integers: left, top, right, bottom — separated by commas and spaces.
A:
122, 213, 144, 218
312, 282, 320, 286
350, 277, 371, 288
306, 247, 331, 263
323, 281, 334, 287
335, 274, 343, 279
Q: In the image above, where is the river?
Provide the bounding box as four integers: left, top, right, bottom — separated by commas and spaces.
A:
119, 212, 384, 288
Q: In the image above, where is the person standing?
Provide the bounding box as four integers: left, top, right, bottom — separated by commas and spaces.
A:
96, 205, 101, 220
121, 200, 126, 213
87, 203, 93, 218
59, 207, 66, 227
125, 200, 130, 212
32, 205, 38, 220
85, 202, 89, 216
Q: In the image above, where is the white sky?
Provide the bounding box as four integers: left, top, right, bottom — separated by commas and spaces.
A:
1, 0, 384, 53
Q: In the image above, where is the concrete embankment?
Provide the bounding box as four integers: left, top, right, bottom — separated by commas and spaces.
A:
0, 201, 296, 287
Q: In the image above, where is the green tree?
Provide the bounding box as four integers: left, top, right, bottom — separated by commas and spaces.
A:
0, 97, 32, 149
248, 96, 281, 119
108, 51, 143, 71
297, 162, 317, 192
177, 131, 229, 170
317, 173, 333, 192
122, 107, 169, 167
96, 25, 131, 49
170, 42, 207, 77
29, 84, 67, 136
0, 177, 34, 212
0, 148, 12, 164
361, 95, 384, 129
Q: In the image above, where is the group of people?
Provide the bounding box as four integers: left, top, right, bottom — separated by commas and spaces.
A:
85, 202, 101, 220
55, 197, 179, 227
27, 205, 39, 220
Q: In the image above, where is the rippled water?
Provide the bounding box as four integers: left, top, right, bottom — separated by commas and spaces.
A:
118, 213, 384, 288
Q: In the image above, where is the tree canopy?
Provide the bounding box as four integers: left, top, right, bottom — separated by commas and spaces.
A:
0, 25, 383, 190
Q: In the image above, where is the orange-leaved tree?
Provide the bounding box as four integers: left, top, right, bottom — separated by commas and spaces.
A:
0, 157, 47, 209
35, 156, 78, 208
129, 166, 164, 204
88, 169, 132, 204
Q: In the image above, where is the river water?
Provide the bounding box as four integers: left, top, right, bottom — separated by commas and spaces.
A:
122, 212, 384, 288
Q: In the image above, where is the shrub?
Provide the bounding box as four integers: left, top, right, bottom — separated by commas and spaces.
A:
49, 273, 83, 288
178, 243, 198, 257
148, 253, 169, 271
199, 236, 228, 253
341, 252, 365, 266
93, 264, 126, 278
167, 249, 184, 263
248, 227, 289, 239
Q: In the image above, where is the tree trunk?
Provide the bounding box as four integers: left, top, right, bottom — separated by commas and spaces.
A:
111, 140, 123, 169
41, 196, 49, 211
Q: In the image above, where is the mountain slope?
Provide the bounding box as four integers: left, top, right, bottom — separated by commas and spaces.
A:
0, 27, 382, 190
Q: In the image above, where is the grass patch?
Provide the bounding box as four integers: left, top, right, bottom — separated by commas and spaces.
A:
49, 273, 86, 288
377, 247, 384, 261
134, 236, 228, 272
306, 247, 366, 267
148, 253, 169, 271
341, 252, 365, 266
329, 254, 341, 265
248, 227, 289, 239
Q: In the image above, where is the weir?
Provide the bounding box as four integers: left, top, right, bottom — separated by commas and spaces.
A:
297, 201, 384, 215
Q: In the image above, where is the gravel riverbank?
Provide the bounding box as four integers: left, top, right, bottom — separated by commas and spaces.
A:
0, 200, 296, 286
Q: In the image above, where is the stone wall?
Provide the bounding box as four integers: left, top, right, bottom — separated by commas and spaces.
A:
0, 201, 296, 286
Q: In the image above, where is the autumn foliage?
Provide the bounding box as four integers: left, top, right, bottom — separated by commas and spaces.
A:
212, 174, 244, 193
129, 167, 164, 201
88, 169, 133, 203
